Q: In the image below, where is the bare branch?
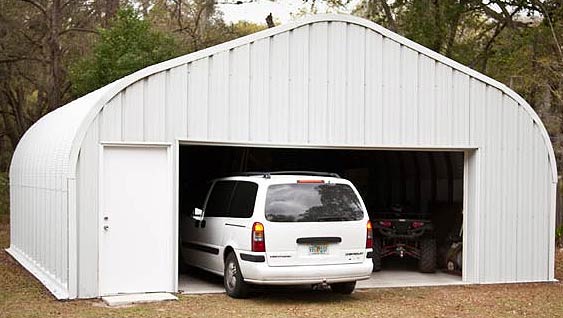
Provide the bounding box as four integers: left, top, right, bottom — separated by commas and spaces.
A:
59, 27, 99, 36
18, 0, 47, 16
379, 0, 398, 32
0, 58, 24, 64
531, 0, 563, 61
62, 0, 74, 9
0, 56, 48, 64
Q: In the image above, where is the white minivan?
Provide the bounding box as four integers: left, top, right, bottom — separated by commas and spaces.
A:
179, 172, 374, 298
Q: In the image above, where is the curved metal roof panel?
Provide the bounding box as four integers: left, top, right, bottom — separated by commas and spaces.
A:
11, 14, 555, 183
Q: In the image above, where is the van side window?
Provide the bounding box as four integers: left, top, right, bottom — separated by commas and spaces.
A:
205, 181, 235, 217
230, 181, 258, 218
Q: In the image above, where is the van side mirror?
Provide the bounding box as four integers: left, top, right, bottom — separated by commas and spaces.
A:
192, 208, 203, 221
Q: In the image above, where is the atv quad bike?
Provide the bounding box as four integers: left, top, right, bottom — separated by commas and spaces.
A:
371, 205, 437, 273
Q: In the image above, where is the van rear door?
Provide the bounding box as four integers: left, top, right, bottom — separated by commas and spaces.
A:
263, 181, 368, 267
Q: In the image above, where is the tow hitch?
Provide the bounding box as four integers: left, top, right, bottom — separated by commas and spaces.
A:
397, 246, 405, 258
313, 279, 330, 290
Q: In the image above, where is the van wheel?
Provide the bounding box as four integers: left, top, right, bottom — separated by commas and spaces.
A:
224, 253, 250, 298
330, 281, 356, 294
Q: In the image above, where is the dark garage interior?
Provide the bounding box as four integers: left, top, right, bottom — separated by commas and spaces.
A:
178, 144, 464, 281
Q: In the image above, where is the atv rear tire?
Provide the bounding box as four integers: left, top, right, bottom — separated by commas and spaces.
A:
418, 238, 437, 273
372, 237, 382, 272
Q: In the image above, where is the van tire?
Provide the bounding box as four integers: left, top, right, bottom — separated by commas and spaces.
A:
418, 238, 437, 273
330, 281, 356, 294
224, 253, 250, 298
372, 238, 382, 272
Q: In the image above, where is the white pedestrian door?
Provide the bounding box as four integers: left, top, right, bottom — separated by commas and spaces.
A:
100, 145, 173, 296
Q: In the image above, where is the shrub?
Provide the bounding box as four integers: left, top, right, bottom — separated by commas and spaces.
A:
557, 224, 563, 248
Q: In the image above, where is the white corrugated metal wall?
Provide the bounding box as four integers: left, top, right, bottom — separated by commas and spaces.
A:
76, 18, 555, 297
7, 88, 107, 299
9, 15, 556, 299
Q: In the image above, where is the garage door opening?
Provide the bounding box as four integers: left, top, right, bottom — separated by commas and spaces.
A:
177, 144, 464, 293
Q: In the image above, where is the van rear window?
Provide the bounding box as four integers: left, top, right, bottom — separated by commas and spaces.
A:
265, 183, 364, 222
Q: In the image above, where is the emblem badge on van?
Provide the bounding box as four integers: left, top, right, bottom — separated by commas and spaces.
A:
345, 252, 364, 256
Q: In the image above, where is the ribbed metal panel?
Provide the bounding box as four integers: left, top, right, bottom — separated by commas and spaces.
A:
10, 14, 557, 299
77, 19, 555, 288
8, 88, 109, 299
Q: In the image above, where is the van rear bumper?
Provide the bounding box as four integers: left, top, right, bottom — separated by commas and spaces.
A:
239, 258, 373, 285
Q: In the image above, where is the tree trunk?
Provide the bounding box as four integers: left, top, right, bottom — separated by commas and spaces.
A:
103, 0, 120, 27
378, 0, 398, 32
48, 0, 63, 112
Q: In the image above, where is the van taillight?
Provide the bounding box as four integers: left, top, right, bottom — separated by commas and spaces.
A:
252, 222, 265, 252
366, 221, 373, 249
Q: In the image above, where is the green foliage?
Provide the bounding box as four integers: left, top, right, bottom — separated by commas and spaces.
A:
0, 173, 8, 215
557, 224, 563, 247
227, 21, 267, 38
70, 7, 183, 97
399, 0, 453, 51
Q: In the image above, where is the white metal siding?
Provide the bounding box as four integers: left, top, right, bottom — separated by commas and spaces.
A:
7, 89, 108, 298
10, 14, 556, 299
75, 20, 555, 291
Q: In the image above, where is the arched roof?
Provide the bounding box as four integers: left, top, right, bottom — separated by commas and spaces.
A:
10, 14, 557, 184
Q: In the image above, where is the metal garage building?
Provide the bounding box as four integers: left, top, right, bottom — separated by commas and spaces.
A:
7, 14, 557, 299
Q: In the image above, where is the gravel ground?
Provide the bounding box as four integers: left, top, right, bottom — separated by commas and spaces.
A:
1, 214, 562, 318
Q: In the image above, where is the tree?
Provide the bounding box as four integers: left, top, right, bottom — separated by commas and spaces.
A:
351, 0, 541, 67
147, 0, 266, 53
486, 2, 563, 168
69, 7, 182, 97
0, 0, 99, 171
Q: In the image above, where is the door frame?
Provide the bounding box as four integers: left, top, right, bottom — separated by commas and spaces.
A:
177, 139, 479, 283
98, 142, 174, 296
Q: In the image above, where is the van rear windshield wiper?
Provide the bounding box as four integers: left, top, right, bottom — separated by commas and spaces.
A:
317, 216, 348, 222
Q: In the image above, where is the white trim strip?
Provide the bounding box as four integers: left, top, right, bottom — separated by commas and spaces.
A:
100, 141, 172, 147
178, 139, 478, 151
6, 247, 69, 299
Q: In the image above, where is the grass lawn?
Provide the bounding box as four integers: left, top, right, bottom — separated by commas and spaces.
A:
1, 213, 562, 318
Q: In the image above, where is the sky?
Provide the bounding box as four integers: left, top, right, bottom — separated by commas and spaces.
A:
216, 0, 361, 24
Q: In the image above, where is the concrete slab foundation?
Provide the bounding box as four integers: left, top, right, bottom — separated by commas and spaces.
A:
102, 293, 178, 306
357, 270, 464, 289
178, 270, 464, 294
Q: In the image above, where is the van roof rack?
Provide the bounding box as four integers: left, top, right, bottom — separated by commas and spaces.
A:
234, 171, 341, 178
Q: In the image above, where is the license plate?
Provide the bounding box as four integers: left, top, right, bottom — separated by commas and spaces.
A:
308, 244, 328, 255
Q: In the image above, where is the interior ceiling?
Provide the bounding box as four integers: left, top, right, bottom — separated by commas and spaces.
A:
179, 145, 464, 213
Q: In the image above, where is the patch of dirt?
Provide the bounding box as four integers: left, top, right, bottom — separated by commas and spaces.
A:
556, 248, 563, 281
